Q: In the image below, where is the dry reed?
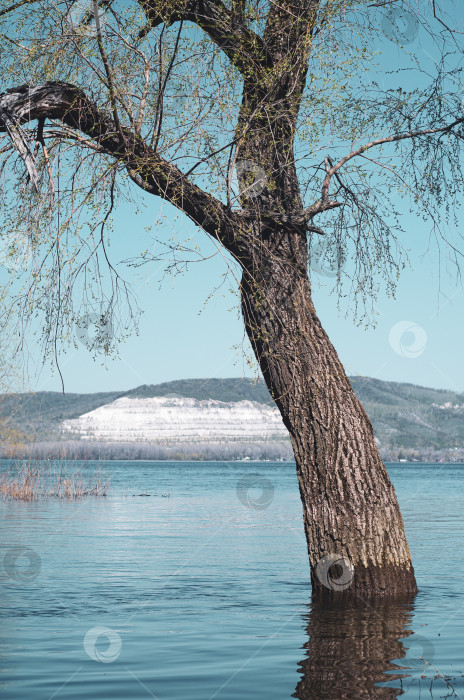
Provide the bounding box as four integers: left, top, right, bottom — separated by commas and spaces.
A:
0, 460, 109, 501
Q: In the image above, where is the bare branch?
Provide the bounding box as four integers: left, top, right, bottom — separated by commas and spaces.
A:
0, 82, 240, 254
0, 103, 39, 190
0, 0, 35, 17
138, 0, 273, 77
330, 117, 464, 176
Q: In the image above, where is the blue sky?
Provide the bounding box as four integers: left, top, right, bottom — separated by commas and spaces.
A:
5, 2, 464, 395
27, 193, 464, 395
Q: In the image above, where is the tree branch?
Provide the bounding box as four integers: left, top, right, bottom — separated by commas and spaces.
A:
138, 0, 273, 76
1, 0, 270, 80
0, 102, 39, 191
0, 0, 35, 17
331, 118, 464, 176
303, 117, 464, 220
0, 81, 241, 255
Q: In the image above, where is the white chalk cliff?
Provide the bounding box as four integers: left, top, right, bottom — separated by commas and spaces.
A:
61, 396, 288, 443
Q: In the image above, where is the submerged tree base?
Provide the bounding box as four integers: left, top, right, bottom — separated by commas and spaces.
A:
310, 561, 418, 598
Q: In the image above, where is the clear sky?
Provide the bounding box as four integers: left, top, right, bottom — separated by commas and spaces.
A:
23, 192, 464, 395
3, 2, 464, 396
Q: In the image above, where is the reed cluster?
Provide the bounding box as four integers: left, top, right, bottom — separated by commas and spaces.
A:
0, 461, 109, 501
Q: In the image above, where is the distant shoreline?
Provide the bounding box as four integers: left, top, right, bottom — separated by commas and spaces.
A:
1, 454, 463, 465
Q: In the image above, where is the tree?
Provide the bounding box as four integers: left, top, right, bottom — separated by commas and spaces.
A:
0, 0, 462, 595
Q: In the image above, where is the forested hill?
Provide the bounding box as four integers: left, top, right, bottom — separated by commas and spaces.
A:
0, 378, 272, 435
1, 376, 464, 454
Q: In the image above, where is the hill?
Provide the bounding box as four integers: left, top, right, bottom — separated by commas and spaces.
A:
0, 378, 272, 436
1, 376, 463, 460
349, 376, 464, 451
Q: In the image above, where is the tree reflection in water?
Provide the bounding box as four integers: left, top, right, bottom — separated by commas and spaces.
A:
294, 594, 419, 699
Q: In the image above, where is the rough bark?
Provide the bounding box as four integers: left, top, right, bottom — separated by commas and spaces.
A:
240, 230, 417, 596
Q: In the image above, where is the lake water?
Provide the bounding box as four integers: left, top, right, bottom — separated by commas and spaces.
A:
1, 460, 463, 699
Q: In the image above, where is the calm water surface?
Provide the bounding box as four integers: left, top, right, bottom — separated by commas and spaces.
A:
0, 461, 463, 699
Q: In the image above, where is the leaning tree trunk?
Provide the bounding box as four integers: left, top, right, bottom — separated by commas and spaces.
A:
240, 232, 417, 597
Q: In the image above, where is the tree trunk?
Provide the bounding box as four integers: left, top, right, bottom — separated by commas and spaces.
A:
240, 235, 417, 597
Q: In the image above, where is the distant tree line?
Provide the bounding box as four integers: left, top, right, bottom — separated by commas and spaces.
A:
1, 439, 463, 463
1, 440, 294, 462
378, 446, 464, 463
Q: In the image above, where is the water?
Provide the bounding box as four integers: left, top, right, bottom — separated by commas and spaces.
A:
1, 460, 463, 699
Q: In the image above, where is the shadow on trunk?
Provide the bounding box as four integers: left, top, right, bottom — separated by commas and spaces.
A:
293, 593, 424, 699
